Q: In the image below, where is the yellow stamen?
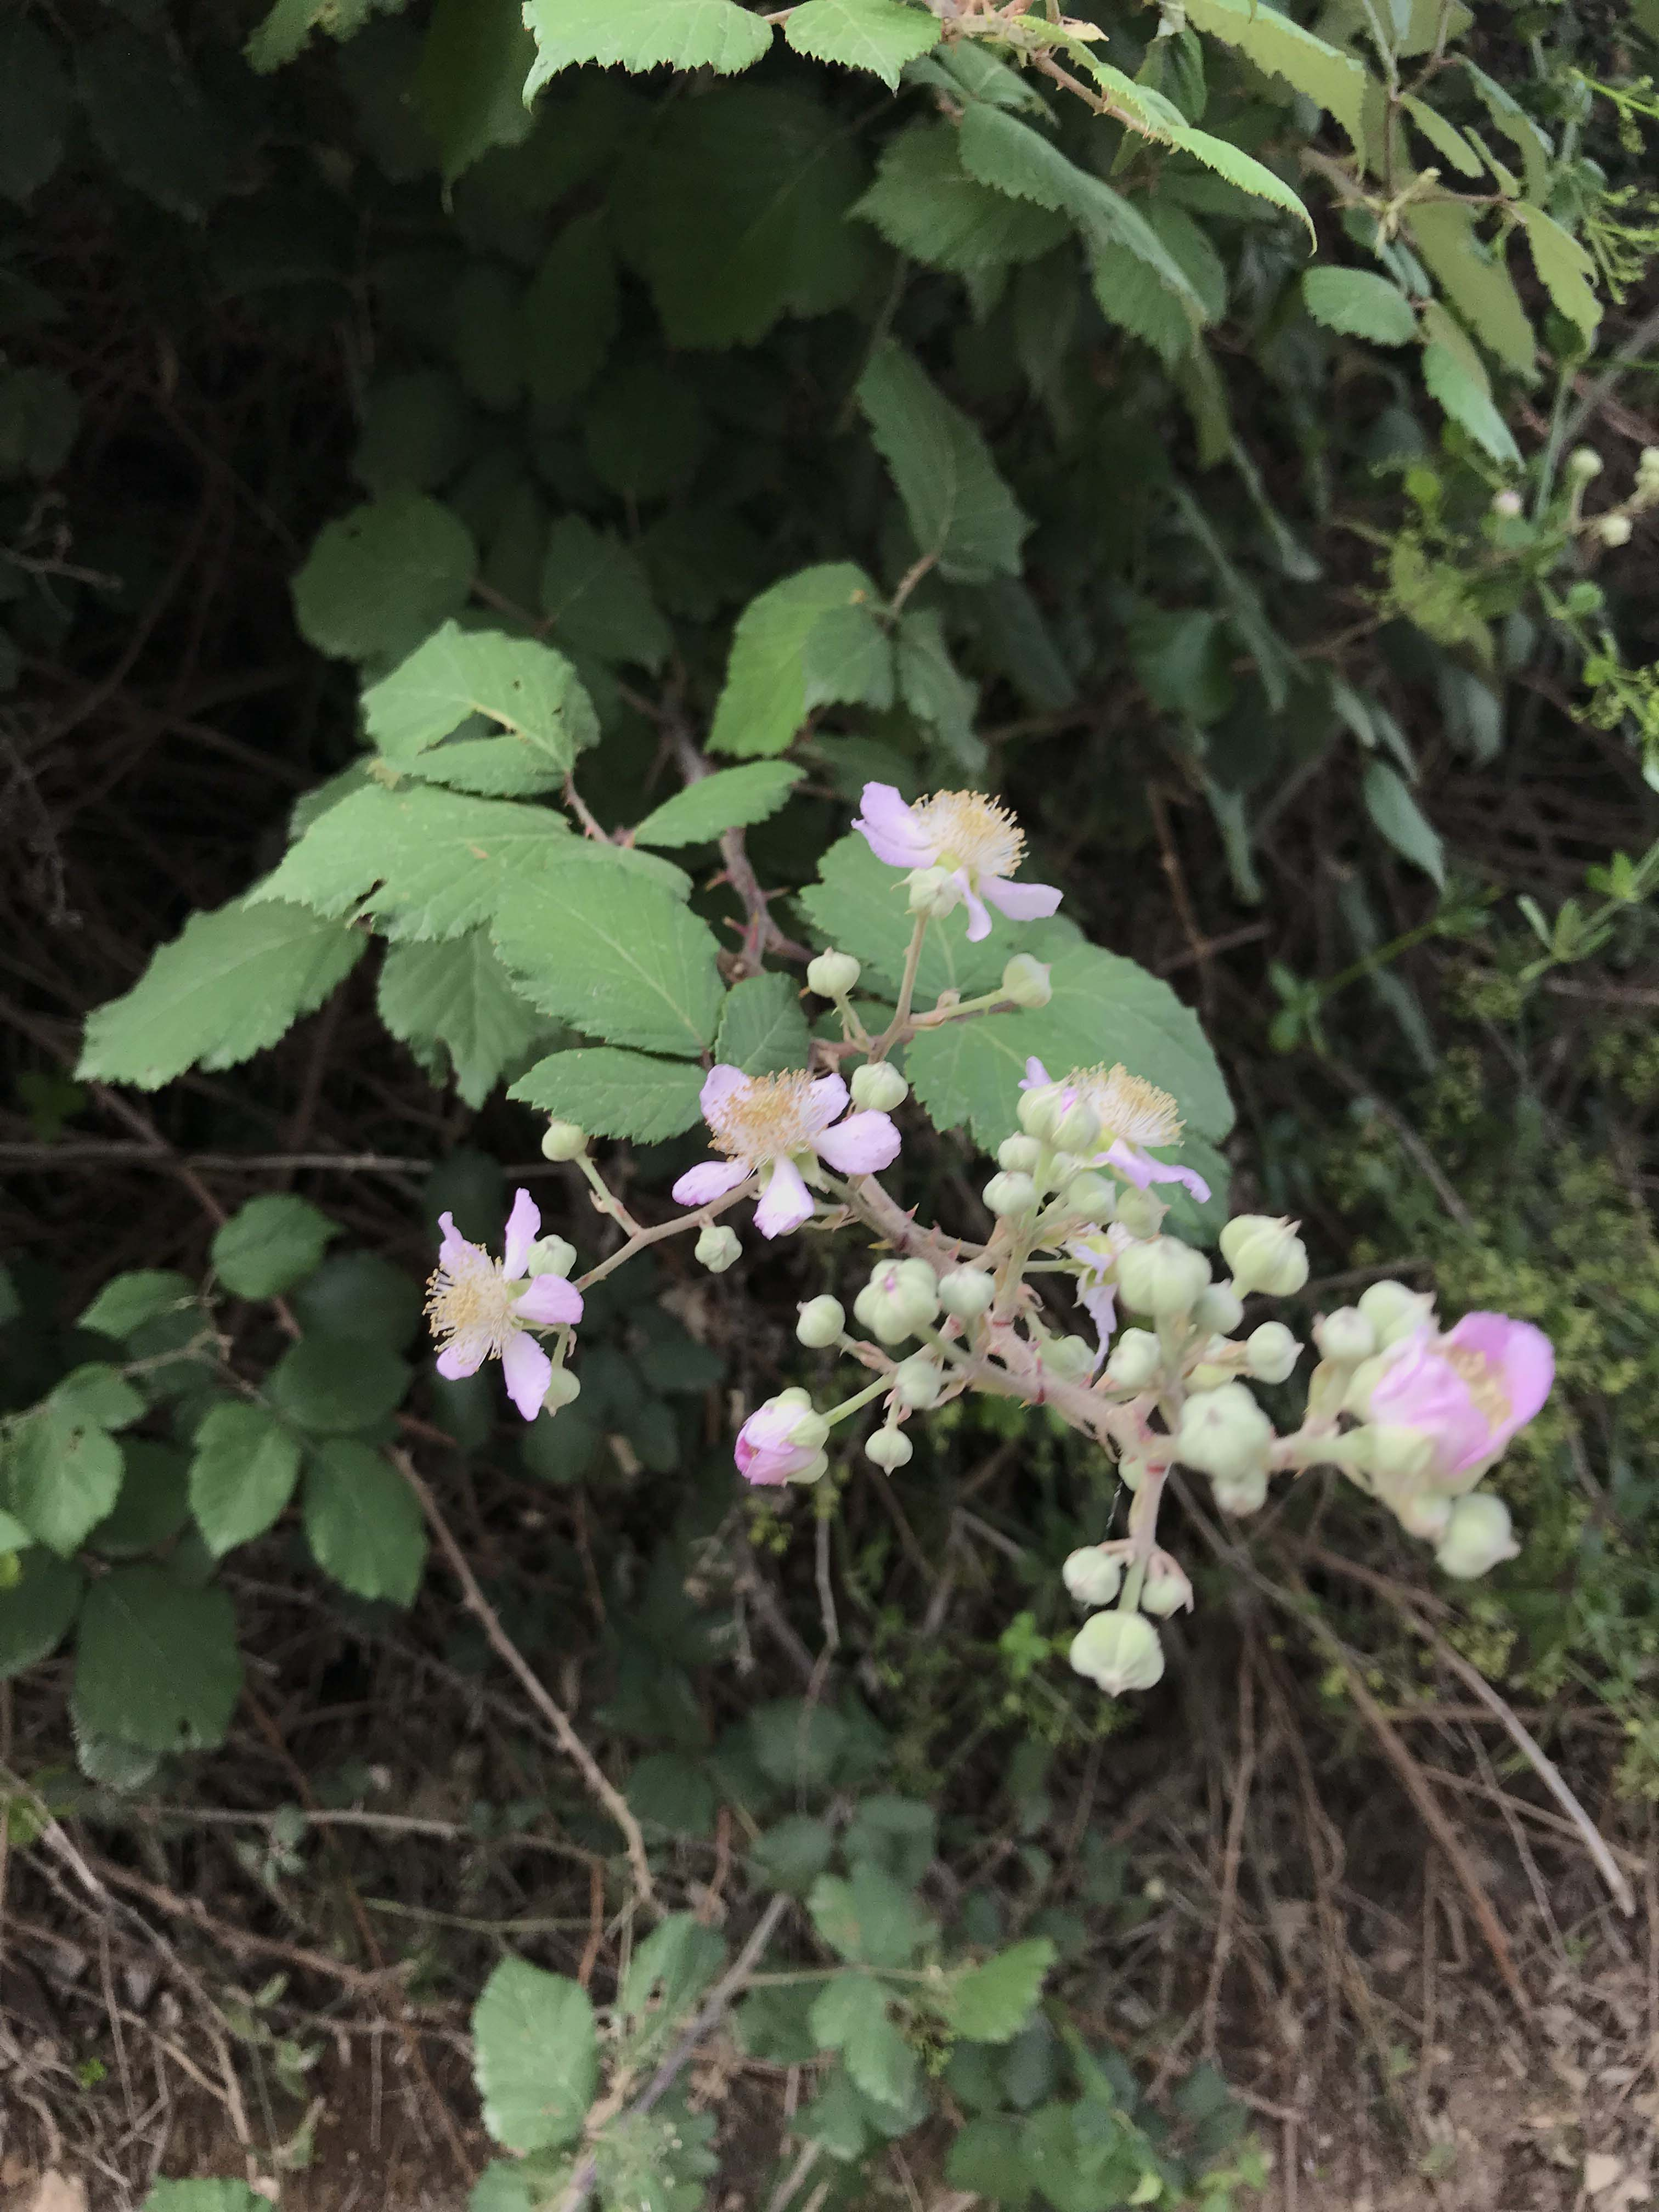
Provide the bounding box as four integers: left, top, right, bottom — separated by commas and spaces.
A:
1444, 1344, 1511, 1428
425, 1252, 520, 1355
1069, 1065, 1184, 1149
708, 1070, 819, 1163
911, 790, 1025, 882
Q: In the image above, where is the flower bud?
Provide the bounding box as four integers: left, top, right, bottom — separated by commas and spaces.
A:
1140, 1553, 1194, 1617
1314, 1306, 1375, 1364
1052, 1098, 1102, 1155
1350, 1423, 1435, 1485
1177, 1383, 1273, 1486
1040, 1333, 1095, 1380
796, 1295, 846, 1349
1191, 1284, 1244, 1337
1597, 512, 1633, 548
695, 1224, 742, 1274
1116, 1235, 1211, 1319
1393, 1486, 1453, 1542
1435, 1492, 1519, 1579
851, 1060, 908, 1112
1069, 1610, 1165, 1696
1062, 1546, 1122, 1607
1062, 1172, 1117, 1222
1219, 1215, 1308, 1298
1104, 1328, 1162, 1390
1566, 445, 1602, 481
1356, 1279, 1435, 1349
806, 950, 861, 998
1002, 954, 1052, 1008
997, 1134, 1043, 1175
1245, 1321, 1299, 1385
984, 1170, 1038, 1218
1211, 1465, 1271, 1516
541, 1367, 582, 1413
853, 1257, 939, 1345
892, 1355, 943, 1409
1113, 1185, 1164, 1239
1638, 446, 1659, 488
938, 1268, 995, 1321
907, 866, 963, 920
866, 1425, 913, 1471
525, 1234, 578, 1279
540, 1119, 588, 1161
1017, 1081, 1066, 1141
1491, 488, 1523, 520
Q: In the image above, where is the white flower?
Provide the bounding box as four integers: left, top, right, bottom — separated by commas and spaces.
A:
1021, 1060, 1211, 1203
672, 1066, 901, 1239
853, 782, 1062, 942
426, 1190, 583, 1419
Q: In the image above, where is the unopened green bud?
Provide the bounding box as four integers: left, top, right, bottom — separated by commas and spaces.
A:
1104, 1328, 1162, 1390
1062, 1546, 1122, 1607
1177, 1383, 1273, 1487
541, 1367, 582, 1413
893, 1355, 943, 1409
1002, 954, 1052, 1008
796, 1295, 846, 1349
984, 1170, 1037, 1218
1245, 1321, 1299, 1385
866, 1425, 913, 1471
1393, 1485, 1453, 1542
853, 1257, 939, 1345
1040, 1333, 1095, 1380
1063, 1172, 1117, 1222
1140, 1556, 1194, 1617
1052, 1098, 1102, 1155
907, 865, 962, 920
1211, 1464, 1271, 1516
1314, 1306, 1375, 1364
1116, 1235, 1211, 1319
1357, 1279, 1435, 1349
1069, 1610, 1165, 1696
938, 1268, 995, 1321
1113, 1186, 1163, 1239
540, 1119, 588, 1162
851, 1060, 909, 1112
1354, 1423, 1435, 1484
807, 950, 861, 998
997, 1134, 1043, 1175
525, 1234, 578, 1280
1191, 1284, 1244, 1337
1219, 1215, 1308, 1298
1435, 1492, 1519, 1579
1566, 445, 1603, 481
1017, 1081, 1066, 1141
695, 1224, 742, 1274
1598, 512, 1634, 549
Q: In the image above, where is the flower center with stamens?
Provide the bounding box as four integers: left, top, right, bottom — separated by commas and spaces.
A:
911, 790, 1025, 882
425, 1253, 520, 1353
1071, 1065, 1184, 1149
707, 1070, 819, 1163
1444, 1344, 1511, 1429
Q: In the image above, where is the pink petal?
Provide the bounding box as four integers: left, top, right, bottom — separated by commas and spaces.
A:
853, 782, 935, 870
672, 1157, 752, 1207
1447, 1313, 1555, 1434
983, 877, 1063, 923
699, 1063, 749, 1120
437, 1333, 489, 1380
815, 1109, 901, 1176
754, 1155, 815, 1238
1104, 1141, 1211, 1205
1020, 1058, 1052, 1091
501, 1330, 553, 1420
436, 1211, 481, 1272
961, 885, 993, 941
1081, 1283, 1117, 1363
502, 1187, 541, 1279
802, 1071, 849, 1134
514, 1275, 584, 1327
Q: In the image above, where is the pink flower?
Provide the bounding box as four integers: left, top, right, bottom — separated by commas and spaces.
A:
1022, 1059, 1211, 1203
734, 1395, 828, 1487
1066, 1223, 1135, 1361
1364, 1313, 1554, 1486
853, 782, 1062, 943
672, 1065, 901, 1239
425, 1189, 583, 1419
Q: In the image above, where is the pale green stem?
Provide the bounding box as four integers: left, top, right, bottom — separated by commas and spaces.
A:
872, 915, 929, 1060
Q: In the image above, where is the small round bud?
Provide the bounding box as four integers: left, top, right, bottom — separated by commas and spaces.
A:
1357, 1279, 1435, 1349
853, 1257, 940, 1345
1639, 445, 1659, 482
1140, 1555, 1194, 1617
1491, 488, 1523, 520
907, 866, 963, 920
1062, 1172, 1116, 1222
1211, 1465, 1271, 1516
997, 1134, 1043, 1175
1002, 954, 1052, 1008
796, 1295, 846, 1349
1017, 1081, 1066, 1141
1314, 1306, 1376, 1364
866, 1425, 913, 1471
1566, 445, 1603, 481
1113, 1186, 1164, 1239
1219, 1215, 1308, 1298
1177, 1383, 1273, 1487
1244, 1321, 1300, 1385
806, 950, 861, 998
1191, 1284, 1244, 1337
1052, 1098, 1102, 1155
1435, 1492, 1519, 1580
1040, 1333, 1095, 1380
984, 1170, 1038, 1218
540, 1119, 588, 1162
541, 1367, 582, 1413
1062, 1546, 1122, 1608
1069, 1610, 1165, 1696
938, 1268, 995, 1321
1104, 1328, 1163, 1390
695, 1224, 742, 1274
1116, 1235, 1211, 1319
525, 1234, 578, 1279
1596, 512, 1633, 548
892, 1355, 943, 1409
1394, 1485, 1453, 1542
850, 1060, 909, 1112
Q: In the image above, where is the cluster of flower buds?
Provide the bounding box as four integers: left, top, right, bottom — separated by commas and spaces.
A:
430, 780, 1555, 1703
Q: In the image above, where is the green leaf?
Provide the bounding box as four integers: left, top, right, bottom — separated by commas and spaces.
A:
1462, 58, 1550, 201
188, 1403, 304, 1558
627, 1752, 719, 1837
292, 493, 477, 667
73, 1567, 242, 1753
78, 899, 366, 1090
364, 622, 598, 775
467, 2165, 537, 2212
709, 564, 881, 758
379, 934, 547, 1109
78, 30, 235, 221
245, 0, 402, 70
266, 1339, 412, 1435
1512, 206, 1601, 347
0, 1551, 84, 1679
212, 1195, 340, 1301
634, 762, 805, 848
91, 1440, 191, 1559
1421, 338, 1520, 466
0, 16, 72, 205
714, 973, 812, 1076
809, 1867, 936, 1970
398, 736, 568, 799
472, 1957, 598, 2152
8, 1406, 125, 1556
750, 1814, 835, 1894
539, 516, 673, 672
748, 1697, 848, 1792
785, 0, 938, 82
290, 1254, 423, 1350
945, 2114, 1032, 2205
843, 1795, 936, 1887
508, 1048, 706, 1142
896, 608, 980, 768
1362, 763, 1445, 888
78, 1272, 197, 1340
809, 1974, 919, 2111
141, 2182, 270, 2212
1400, 93, 1485, 179
939, 1938, 1055, 2042
621, 1912, 726, 2029
303, 1441, 427, 1604
1408, 201, 1534, 374
414, 0, 537, 187
1302, 266, 1417, 347
1182, 0, 1366, 149
804, 603, 898, 716
0, 367, 77, 482
524, 213, 619, 410
524, 0, 772, 92
856, 342, 1030, 585
855, 120, 1073, 273
492, 849, 726, 1056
